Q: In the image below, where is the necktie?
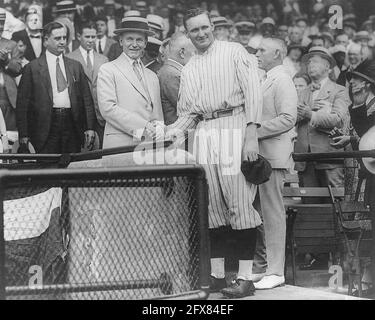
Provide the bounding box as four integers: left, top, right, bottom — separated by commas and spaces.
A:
56, 57, 68, 93
311, 83, 321, 92
98, 40, 103, 54
133, 60, 153, 108
86, 50, 93, 79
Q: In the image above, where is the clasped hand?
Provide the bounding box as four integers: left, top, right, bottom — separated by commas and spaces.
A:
146, 120, 166, 141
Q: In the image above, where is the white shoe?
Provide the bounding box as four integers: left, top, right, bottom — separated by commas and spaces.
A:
251, 272, 266, 283
254, 275, 285, 290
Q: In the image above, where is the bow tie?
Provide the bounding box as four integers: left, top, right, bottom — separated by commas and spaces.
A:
30, 34, 41, 39
311, 83, 321, 92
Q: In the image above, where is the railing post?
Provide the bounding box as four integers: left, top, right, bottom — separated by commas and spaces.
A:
195, 170, 210, 297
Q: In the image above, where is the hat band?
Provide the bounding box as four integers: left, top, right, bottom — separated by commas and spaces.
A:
149, 22, 162, 30
56, 4, 76, 12
120, 20, 149, 31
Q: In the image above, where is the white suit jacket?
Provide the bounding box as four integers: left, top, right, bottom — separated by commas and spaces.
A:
257, 65, 297, 169
97, 53, 163, 149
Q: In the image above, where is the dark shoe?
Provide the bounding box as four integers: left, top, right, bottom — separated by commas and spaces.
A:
352, 287, 374, 298
221, 279, 255, 298
209, 276, 227, 293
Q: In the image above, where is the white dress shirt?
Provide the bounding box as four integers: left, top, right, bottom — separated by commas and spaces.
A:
45, 50, 71, 109
96, 36, 107, 53
27, 30, 42, 58
79, 45, 94, 67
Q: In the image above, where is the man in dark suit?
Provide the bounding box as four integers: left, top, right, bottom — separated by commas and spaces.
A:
94, 15, 116, 58
0, 12, 22, 132
67, 22, 108, 148
157, 32, 195, 125
11, 9, 44, 62
16, 21, 96, 154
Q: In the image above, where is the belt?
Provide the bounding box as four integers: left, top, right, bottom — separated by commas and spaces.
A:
199, 105, 244, 121
53, 108, 71, 112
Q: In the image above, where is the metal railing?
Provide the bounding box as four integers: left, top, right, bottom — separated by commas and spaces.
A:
0, 165, 210, 300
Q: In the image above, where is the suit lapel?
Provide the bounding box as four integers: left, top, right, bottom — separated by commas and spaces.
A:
38, 55, 53, 103
316, 79, 334, 101
113, 54, 148, 101
63, 57, 75, 98
76, 50, 92, 83
92, 52, 102, 82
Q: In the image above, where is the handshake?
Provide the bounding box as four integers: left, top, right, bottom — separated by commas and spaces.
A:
145, 120, 186, 146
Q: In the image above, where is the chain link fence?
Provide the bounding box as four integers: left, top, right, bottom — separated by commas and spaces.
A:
0, 165, 210, 300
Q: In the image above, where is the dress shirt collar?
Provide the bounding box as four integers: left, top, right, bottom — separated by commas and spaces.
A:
167, 58, 183, 69
266, 64, 286, 79
311, 77, 329, 89
46, 49, 64, 63
27, 29, 42, 38
79, 46, 94, 59
122, 52, 142, 67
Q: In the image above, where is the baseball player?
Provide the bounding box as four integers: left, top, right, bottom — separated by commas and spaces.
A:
166, 8, 262, 298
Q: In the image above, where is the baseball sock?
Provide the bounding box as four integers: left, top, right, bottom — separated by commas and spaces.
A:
232, 228, 257, 281
209, 226, 230, 279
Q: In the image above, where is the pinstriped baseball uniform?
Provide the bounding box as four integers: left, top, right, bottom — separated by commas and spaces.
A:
170, 40, 263, 230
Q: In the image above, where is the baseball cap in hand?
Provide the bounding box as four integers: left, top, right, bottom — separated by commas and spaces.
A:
241, 154, 272, 185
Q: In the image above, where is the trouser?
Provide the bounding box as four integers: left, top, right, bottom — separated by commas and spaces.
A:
298, 162, 344, 203
253, 169, 287, 276
193, 111, 261, 230
39, 109, 81, 154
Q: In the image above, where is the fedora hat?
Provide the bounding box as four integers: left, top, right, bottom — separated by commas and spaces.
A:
302, 46, 336, 68
114, 17, 154, 36
241, 155, 272, 185
55, 0, 76, 14
346, 59, 375, 85
212, 16, 231, 29
359, 126, 375, 174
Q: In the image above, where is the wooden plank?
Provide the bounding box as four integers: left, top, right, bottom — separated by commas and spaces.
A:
295, 214, 334, 222
294, 229, 335, 238
339, 201, 370, 213
283, 187, 344, 198
295, 221, 335, 229
295, 245, 338, 254
296, 237, 338, 246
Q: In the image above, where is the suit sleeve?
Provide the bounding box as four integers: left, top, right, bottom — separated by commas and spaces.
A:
16, 64, 32, 139
310, 86, 351, 129
78, 63, 96, 131
158, 69, 179, 111
97, 64, 149, 138
235, 45, 263, 126
257, 75, 297, 140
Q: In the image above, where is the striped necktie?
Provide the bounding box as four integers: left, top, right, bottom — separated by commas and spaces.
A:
56, 57, 68, 93
86, 50, 93, 79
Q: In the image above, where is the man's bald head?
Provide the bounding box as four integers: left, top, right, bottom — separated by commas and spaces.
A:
168, 32, 196, 66
256, 37, 287, 72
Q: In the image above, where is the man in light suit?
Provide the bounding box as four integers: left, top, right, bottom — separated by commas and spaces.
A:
252, 38, 297, 289
67, 22, 108, 148
97, 17, 164, 153
0, 12, 22, 132
295, 47, 351, 190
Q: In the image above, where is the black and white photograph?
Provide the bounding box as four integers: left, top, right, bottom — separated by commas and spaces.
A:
0, 0, 375, 308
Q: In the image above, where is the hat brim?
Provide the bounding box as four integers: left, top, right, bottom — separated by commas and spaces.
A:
214, 23, 231, 28
114, 28, 154, 36
302, 51, 336, 68
346, 70, 375, 85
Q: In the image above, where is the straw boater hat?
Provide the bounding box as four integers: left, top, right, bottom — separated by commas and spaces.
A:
147, 14, 164, 31
124, 10, 141, 18
114, 17, 154, 36
212, 16, 231, 29
354, 31, 371, 42
234, 21, 255, 34
55, 0, 76, 14
261, 17, 276, 26
302, 46, 336, 68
